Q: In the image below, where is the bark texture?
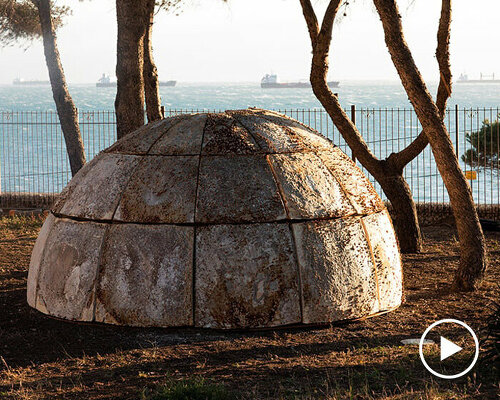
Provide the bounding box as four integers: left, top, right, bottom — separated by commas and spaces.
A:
115, 0, 148, 139
373, 0, 487, 291
34, 0, 86, 176
299, 0, 422, 253
143, 0, 162, 122
395, 0, 452, 167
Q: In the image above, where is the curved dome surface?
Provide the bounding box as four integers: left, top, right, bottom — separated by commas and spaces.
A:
27, 109, 402, 329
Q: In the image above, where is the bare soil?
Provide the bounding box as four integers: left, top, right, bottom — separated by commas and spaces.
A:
0, 214, 499, 399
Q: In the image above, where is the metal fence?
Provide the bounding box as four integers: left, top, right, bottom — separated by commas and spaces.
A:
0, 107, 499, 208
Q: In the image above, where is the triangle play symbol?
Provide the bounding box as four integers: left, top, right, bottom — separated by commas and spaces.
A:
440, 336, 462, 361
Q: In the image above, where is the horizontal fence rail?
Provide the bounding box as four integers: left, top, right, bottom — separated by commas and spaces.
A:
0, 107, 499, 209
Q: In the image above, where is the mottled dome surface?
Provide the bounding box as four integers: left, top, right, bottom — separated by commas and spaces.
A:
27, 109, 402, 329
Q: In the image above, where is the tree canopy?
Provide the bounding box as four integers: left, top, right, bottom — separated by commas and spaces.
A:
0, 0, 68, 45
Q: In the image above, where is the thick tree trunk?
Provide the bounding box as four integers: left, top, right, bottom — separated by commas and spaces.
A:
115, 0, 147, 139
373, 0, 487, 290
300, 0, 422, 253
35, 0, 86, 176
379, 166, 422, 253
143, 0, 162, 122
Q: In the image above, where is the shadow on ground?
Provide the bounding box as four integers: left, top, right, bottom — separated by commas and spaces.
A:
0, 219, 499, 399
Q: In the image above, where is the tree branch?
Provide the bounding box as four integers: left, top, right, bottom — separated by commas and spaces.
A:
316, 0, 341, 53
435, 0, 452, 115
299, 0, 320, 47
301, 0, 381, 175
392, 0, 452, 170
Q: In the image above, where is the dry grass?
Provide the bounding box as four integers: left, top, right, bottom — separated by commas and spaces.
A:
0, 215, 499, 399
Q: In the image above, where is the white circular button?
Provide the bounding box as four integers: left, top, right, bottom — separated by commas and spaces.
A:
419, 319, 479, 379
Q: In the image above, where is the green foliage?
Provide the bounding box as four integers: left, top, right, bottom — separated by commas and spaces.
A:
141, 377, 231, 400
462, 116, 500, 167
0, 0, 40, 43
0, 0, 69, 46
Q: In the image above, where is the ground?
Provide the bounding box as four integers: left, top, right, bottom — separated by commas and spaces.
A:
0, 214, 498, 400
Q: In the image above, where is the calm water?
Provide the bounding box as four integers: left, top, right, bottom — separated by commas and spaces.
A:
0, 81, 498, 204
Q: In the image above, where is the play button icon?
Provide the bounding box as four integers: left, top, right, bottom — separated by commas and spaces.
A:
419, 319, 479, 379
440, 336, 462, 361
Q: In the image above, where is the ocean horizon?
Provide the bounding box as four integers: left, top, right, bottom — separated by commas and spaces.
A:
0, 81, 498, 111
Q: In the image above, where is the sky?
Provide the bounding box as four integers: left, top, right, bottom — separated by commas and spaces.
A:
0, 0, 499, 84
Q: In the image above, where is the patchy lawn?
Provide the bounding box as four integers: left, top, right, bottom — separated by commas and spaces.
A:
0, 214, 499, 399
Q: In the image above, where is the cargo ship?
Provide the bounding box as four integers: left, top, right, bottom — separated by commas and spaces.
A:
261, 74, 339, 89
159, 80, 176, 87
12, 78, 49, 85
96, 74, 115, 87
96, 73, 176, 87
457, 73, 500, 84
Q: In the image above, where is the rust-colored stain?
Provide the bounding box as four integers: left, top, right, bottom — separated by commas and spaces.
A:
202, 113, 260, 155
195, 155, 286, 223
27, 110, 402, 329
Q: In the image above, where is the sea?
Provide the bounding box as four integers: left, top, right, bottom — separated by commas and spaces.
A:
0, 81, 499, 204
0, 81, 499, 110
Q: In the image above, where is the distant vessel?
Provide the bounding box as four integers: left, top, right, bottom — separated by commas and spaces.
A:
12, 78, 49, 86
96, 74, 116, 87
261, 74, 339, 89
457, 73, 500, 84
96, 73, 176, 87
159, 80, 176, 87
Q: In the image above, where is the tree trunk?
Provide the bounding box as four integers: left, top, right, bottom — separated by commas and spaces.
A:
379, 166, 422, 253
435, 0, 452, 117
310, 65, 422, 253
115, 0, 147, 139
300, 0, 422, 253
143, 0, 162, 122
394, 0, 452, 169
34, 0, 86, 176
373, 0, 487, 290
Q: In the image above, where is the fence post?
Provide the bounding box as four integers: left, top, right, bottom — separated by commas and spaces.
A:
161, 106, 165, 119
455, 104, 459, 157
350, 105, 356, 162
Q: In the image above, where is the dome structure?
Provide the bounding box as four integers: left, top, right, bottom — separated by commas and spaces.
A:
27, 109, 402, 329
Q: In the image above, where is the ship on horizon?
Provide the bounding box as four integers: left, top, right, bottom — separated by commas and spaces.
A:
261, 74, 339, 89
457, 72, 499, 84
12, 78, 49, 86
96, 73, 176, 87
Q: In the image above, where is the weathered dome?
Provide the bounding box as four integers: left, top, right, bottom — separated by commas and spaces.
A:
27, 109, 402, 329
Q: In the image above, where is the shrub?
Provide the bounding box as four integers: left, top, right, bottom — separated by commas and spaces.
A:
462, 117, 500, 167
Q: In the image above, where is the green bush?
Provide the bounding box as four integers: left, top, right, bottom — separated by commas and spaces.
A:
462, 117, 500, 167
141, 377, 231, 400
